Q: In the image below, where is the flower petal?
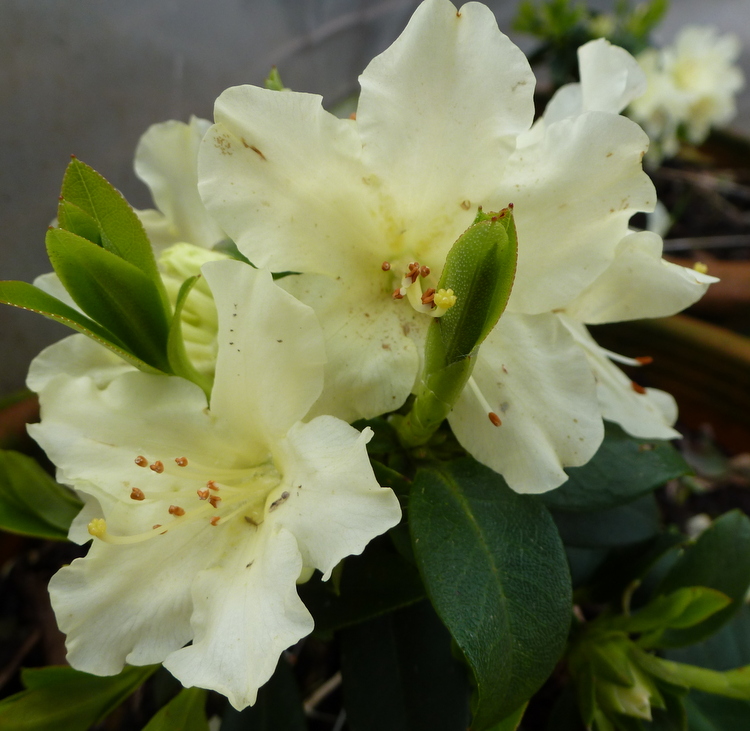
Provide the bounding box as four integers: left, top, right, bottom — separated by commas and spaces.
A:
272, 417, 402, 579
199, 86, 378, 275
579, 39, 647, 115
49, 518, 225, 674
563, 231, 717, 324
203, 261, 326, 442
163, 524, 313, 710
357, 0, 534, 232
560, 316, 680, 439
448, 312, 603, 493
134, 117, 225, 251
279, 273, 421, 422
500, 112, 656, 314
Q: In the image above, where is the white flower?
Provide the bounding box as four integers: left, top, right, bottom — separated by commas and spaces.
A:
629, 26, 745, 161
198, 0, 713, 493
30, 260, 401, 710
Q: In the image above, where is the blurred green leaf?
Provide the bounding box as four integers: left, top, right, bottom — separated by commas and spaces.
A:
542, 422, 690, 513
410, 458, 571, 729
656, 511, 750, 647
0, 665, 155, 731
221, 658, 304, 731
341, 600, 471, 731
683, 692, 750, 730
0, 280, 165, 374
46, 228, 172, 371
0, 449, 81, 540
142, 687, 208, 731
552, 494, 661, 549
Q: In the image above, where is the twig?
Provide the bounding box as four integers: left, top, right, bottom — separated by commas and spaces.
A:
0, 628, 41, 691
304, 671, 343, 715
663, 234, 750, 252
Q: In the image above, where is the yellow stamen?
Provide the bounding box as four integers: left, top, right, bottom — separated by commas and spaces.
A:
433, 288, 457, 310
693, 261, 709, 274
88, 518, 107, 538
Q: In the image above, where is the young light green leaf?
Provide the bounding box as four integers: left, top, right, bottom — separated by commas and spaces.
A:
656, 511, 750, 647
340, 601, 471, 731
46, 227, 172, 372
541, 421, 691, 513
167, 275, 212, 398
410, 458, 572, 729
142, 688, 209, 731
0, 449, 81, 540
57, 199, 102, 245
0, 280, 167, 375
0, 665, 156, 731
60, 158, 161, 281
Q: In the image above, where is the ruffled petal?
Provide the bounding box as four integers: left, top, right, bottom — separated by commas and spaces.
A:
134, 117, 225, 251
448, 312, 603, 493
272, 417, 401, 579
49, 517, 225, 674
357, 0, 534, 235
499, 112, 656, 314
203, 261, 325, 443
279, 273, 422, 422
200, 86, 379, 275
163, 524, 313, 710
563, 231, 717, 324
579, 39, 647, 114
560, 316, 680, 439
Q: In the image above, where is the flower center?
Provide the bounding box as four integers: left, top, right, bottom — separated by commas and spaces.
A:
382, 260, 457, 318
88, 453, 283, 544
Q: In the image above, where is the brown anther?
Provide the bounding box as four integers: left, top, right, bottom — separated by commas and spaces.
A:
381, 261, 391, 271
168, 505, 185, 516
349, 112, 356, 120
206, 480, 219, 491
149, 461, 164, 474
392, 289, 404, 300
175, 456, 188, 467
420, 265, 431, 278
210, 516, 221, 526
152, 524, 162, 530
631, 381, 647, 395
197, 488, 210, 500
460, 200, 471, 210
508, 202, 514, 209
488, 412, 502, 427
134, 455, 148, 467
421, 288, 436, 305
130, 487, 145, 501
407, 262, 420, 283
635, 356, 654, 365
209, 495, 222, 509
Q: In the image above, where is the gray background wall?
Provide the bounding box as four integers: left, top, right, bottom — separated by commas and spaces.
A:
2, 0, 749, 395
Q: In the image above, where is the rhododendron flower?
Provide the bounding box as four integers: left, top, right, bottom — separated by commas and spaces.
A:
629, 26, 745, 161
198, 0, 714, 492
30, 261, 401, 709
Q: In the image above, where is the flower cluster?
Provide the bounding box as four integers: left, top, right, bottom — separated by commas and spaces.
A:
629, 26, 745, 162
23, 0, 717, 712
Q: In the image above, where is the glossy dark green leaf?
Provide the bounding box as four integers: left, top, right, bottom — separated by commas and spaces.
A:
60, 158, 162, 284
0, 280, 165, 374
298, 535, 424, 637
0, 449, 82, 540
410, 458, 572, 730
656, 511, 750, 647
0, 664, 155, 731
545, 687, 586, 731
541, 422, 690, 513
220, 658, 305, 731
552, 494, 661, 549
142, 687, 209, 731
341, 600, 470, 731
46, 228, 171, 371
167, 275, 212, 397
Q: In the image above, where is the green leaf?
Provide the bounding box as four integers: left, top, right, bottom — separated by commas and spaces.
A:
167, 275, 212, 397
485, 703, 527, 731
46, 228, 172, 371
683, 691, 750, 731
0, 280, 166, 374
57, 199, 102, 245
409, 458, 572, 729
541, 422, 690, 512
298, 535, 425, 637
142, 688, 209, 731
60, 158, 162, 285
341, 601, 471, 731
0, 449, 82, 540
0, 664, 156, 731
656, 511, 750, 647
220, 658, 305, 731
552, 494, 661, 549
